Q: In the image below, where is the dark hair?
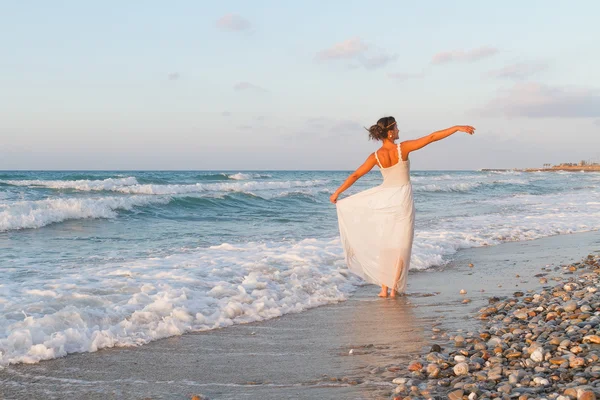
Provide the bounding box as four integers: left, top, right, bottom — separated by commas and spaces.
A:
366, 116, 396, 141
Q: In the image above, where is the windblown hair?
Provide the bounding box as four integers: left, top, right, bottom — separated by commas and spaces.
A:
366, 116, 396, 141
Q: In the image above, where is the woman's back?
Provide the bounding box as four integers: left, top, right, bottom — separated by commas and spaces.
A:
373, 143, 411, 187
374, 142, 407, 168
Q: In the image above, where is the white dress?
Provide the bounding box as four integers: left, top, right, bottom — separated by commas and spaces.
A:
336, 143, 415, 293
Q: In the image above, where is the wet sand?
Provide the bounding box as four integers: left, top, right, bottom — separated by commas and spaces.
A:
1, 230, 599, 400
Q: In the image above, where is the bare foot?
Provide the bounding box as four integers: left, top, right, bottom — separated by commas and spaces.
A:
378, 285, 388, 298
390, 290, 397, 298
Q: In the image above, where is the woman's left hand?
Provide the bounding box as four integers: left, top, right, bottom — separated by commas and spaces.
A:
330, 193, 339, 204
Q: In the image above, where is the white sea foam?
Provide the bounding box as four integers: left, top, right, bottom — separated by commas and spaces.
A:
112, 180, 329, 195
1, 178, 328, 195
0, 238, 359, 366
0, 196, 169, 231
228, 173, 271, 180
1, 177, 139, 191
415, 182, 483, 193
410, 190, 600, 269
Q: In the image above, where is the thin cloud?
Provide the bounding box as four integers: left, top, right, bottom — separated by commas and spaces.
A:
477, 83, 600, 118
316, 38, 369, 61
487, 62, 547, 80
233, 82, 268, 93
432, 46, 498, 65
388, 71, 426, 81
316, 38, 396, 70
168, 72, 180, 81
359, 53, 398, 70
222, 111, 232, 117
216, 14, 251, 32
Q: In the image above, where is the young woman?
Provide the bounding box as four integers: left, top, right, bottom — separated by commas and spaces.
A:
330, 117, 475, 298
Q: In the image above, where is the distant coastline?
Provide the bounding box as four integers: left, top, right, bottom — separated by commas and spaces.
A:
482, 162, 600, 172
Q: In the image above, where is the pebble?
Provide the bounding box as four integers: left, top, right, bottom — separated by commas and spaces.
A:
448, 389, 464, 400
579, 391, 597, 400
408, 362, 422, 372
584, 335, 600, 344
453, 362, 469, 376
426, 363, 440, 378
497, 383, 512, 393
564, 301, 578, 312
533, 376, 550, 386
530, 349, 544, 362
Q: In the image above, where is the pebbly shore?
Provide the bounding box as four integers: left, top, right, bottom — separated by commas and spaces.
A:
387, 254, 600, 400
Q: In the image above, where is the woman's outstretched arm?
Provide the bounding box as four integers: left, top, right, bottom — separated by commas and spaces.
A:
330, 153, 377, 203
401, 125, 475, 157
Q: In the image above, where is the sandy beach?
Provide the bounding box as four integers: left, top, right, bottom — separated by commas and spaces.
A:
1, 231, 599, 399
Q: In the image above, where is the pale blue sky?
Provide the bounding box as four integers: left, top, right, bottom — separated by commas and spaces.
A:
1, 1, 599, 170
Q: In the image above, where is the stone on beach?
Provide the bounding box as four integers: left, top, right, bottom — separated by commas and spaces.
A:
453, 362, 469, 376
583, 335, 600, 344
408, 361, 423, 372
448, 389, 464, 400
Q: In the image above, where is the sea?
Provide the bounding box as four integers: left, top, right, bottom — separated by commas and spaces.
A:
1, 169, 599, 367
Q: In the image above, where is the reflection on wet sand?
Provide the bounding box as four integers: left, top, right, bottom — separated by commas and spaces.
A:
333, 295, 431, 398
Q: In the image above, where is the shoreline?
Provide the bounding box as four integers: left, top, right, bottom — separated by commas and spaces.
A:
1, 231, 600, 399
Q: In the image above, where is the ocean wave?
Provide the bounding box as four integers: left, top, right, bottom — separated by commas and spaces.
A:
1, 177, 139, 191
415, 182, 483, 193
0, 238, 360, 366
112, 180, 329, 195
414, 178, 529, 193
0, 178, 328, 195
0, 187, 333, 231
0, 196, 170, 231
191, 173, 271, 181
228, 173, 271, 180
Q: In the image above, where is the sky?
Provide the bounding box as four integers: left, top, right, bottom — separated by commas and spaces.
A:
1, 0, 599, 170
